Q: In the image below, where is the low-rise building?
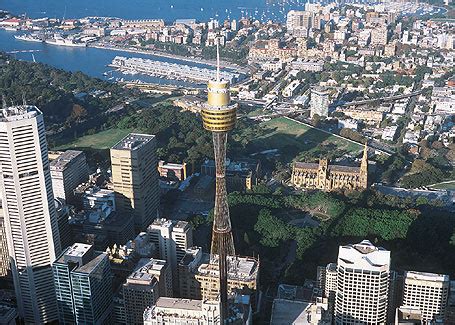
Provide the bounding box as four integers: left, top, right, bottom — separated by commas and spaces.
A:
158, 161, 187, 181
201, 158, 261, 191
50, 150, 89, 204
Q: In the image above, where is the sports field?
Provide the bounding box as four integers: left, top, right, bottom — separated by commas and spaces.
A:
248, 117, 363, 161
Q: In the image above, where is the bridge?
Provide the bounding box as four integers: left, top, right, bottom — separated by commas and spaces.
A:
336, 90, 424, 107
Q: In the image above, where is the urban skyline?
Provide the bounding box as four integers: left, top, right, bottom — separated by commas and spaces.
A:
0, 0, 454, 324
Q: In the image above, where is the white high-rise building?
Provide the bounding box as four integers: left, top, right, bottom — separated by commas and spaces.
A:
335, 240, 390, 325
0, 105, 61, 323
148, 219, 193, 275
402, 271, 450, 322
310, 87, 330, 118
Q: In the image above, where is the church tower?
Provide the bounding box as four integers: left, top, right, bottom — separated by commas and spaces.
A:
318, 158, 329, 190
359, 143, 368, 189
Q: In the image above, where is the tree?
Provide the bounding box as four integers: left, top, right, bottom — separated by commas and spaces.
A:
254, 209, 291, 247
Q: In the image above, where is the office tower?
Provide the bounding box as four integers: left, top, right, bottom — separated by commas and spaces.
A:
335, 240, 390, 325
148, 219, 192, 293
201, 42, 238, 322
123, 263, 161, 324
128, 258, 173, 297
50, 150, 89, 204
0, 105, 60, 323
178, 250, 259, 309
178, 247, 203, 299
0, 305, 17, 324
111, 133, 159, 231
0, 206, 10, 279
310, 87, 330, 118
319, 263, 337, 311
55, 198, 72, 251
52, 243, 112, 324
148, 219, 193, 271
402, 271, 450, 322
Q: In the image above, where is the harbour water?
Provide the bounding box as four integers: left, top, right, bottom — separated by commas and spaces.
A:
1, 0, 307, 22
0, 0, 307, 85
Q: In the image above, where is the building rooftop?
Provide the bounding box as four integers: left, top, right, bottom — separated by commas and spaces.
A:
338, 240, 390, 271
405, 271, 450, 283
396, 306, 422, 324
197, 254, 259, 282
270, 299, 312, 325
66, 243, 92, 258
0, 105, 40, 122
56, 243, 107, 275
294, 162, 360, 173
134, 258, 167, 274
74, 251, 107, 274
50, 150, 84, 170
111, 133, 155, 151
155, 297, 203, 311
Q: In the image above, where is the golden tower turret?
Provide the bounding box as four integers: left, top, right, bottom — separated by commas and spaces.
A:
201, 44, 237, 132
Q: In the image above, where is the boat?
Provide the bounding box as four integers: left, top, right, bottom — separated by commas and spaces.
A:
14, 34, 44, 43
45, 36, 87, 47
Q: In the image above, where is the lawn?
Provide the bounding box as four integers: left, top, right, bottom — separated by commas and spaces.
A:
53, 128, 134, 150
247, 117, 363, 162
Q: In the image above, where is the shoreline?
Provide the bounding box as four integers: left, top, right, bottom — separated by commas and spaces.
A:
88, 44, 248, 73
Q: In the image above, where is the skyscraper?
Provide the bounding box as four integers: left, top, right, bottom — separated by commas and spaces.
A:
123, 258, 172, 324
111, 133, 159, 231
402, 271, 450, 322
148, 219, 193, 272
201, 42, 237, 321
335, 240, 391, 325
0, 105, 61, 323
52, 243, 112, 324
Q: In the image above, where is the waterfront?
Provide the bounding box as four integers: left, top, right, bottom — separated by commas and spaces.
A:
0, 29, 214, 87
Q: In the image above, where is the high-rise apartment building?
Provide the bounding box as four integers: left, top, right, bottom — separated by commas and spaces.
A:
335, 240, 391, 325
310, 87, 330, 118
52, 243, 112, 324
0, 105, 61, 323
287, 10, 313, 36
402, 271, 450, 322
148, 218, 193, 290
50, 150, 89, 204
111, 133, 159, 231
371, 27, 389, 46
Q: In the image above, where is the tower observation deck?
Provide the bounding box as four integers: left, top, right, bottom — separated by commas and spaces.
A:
201, 42, 237, 324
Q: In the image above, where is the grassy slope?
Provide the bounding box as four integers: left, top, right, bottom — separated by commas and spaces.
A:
53, 128, 133, 150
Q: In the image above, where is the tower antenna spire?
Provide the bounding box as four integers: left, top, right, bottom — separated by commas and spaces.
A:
216, 39, 220, 82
